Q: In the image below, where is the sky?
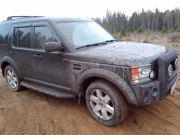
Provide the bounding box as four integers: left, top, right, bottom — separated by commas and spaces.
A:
0, 0, 180, 21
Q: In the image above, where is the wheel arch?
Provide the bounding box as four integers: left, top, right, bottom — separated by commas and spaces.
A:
1, 56, 22, 78
78, 68, 138, 105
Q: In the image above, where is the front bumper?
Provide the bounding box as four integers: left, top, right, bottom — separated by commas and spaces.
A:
132, 81, 160, 105
132, 78, 177, 106
131, 49, 178, 106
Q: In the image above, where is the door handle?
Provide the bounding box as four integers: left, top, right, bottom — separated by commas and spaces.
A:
9, 50, 16, 54
33, 54, 42, 58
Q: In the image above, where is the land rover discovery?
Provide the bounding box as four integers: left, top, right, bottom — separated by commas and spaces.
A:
0, 16, 178, 126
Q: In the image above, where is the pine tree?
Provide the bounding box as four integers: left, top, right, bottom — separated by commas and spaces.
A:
161, 26, 168, 33
100, 8, 180, 33
137, 26, 144, 33
121, 28, 126, 36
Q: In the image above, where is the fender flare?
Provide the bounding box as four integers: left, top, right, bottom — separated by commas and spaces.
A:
1, 56, 22, 78
77, 68, 138, 105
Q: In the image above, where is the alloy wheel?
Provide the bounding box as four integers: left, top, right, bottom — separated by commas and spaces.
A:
6, 68, 18, 89
90, 89, 114, 120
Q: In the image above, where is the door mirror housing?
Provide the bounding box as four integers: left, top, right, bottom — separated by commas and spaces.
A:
45, 42, 64, 52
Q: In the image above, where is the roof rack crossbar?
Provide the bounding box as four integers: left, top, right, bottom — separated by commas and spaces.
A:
7, 16, 44, 20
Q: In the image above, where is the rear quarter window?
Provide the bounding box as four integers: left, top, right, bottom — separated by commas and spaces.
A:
0, 23, 11, 45
13, 27, 31, 48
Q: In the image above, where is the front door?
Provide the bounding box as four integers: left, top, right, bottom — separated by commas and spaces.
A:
31, 22, 70, 89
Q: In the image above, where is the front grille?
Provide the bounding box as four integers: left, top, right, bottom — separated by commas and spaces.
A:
158, 49, 177, 99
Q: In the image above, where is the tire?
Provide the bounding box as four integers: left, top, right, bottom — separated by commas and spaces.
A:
4, 65, 23, 92
86, 79, 129, 126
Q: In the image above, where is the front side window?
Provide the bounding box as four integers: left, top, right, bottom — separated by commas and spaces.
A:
34, 26, 57, 49
13, 27, 31, 48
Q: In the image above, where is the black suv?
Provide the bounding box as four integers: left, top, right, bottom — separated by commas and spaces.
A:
0, 16, 178, 126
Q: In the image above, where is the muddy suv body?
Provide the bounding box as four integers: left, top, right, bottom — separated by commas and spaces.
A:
0, 16, 178, 126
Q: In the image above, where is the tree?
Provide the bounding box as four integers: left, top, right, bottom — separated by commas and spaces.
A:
112, 12, 117, 33
173, 23, 179, 31
93, 17, 101, 25
121, 28, 126, 36
99, 8, 180, 33
137, 26, 144, 33
161, 26, 167, 33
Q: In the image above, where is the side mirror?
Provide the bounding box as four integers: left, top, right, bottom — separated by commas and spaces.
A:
44, 42, 64, 52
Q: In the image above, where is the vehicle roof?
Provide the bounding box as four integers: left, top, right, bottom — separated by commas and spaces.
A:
1, 17, 93, 24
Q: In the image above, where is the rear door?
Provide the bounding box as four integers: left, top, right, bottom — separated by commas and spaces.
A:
9, 23, 35, 78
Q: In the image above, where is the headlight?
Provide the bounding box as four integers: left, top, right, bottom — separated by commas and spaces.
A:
131, 65, 155, 84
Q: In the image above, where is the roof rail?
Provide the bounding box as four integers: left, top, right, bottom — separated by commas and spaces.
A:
7, 16, 44, 20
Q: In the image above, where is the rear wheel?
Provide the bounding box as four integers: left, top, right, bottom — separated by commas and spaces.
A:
5, 65, 23, 92
86, 80, 129, 126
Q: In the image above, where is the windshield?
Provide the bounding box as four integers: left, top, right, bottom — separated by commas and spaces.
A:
55, 21, 115, 48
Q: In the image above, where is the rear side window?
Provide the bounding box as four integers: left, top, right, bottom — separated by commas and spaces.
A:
13, 27, 31, 48
0, 23, 11, 45
34, 26, 57, 49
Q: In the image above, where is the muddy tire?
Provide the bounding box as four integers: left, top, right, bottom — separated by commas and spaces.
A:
85, 79, 129, 126
5, 65, 23, 92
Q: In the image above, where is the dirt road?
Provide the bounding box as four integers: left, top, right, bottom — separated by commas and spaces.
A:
0, 70, 180, 135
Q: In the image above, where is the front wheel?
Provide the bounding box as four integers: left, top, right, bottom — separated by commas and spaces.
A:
86, 80, 129, 126
5, 65, 23, 92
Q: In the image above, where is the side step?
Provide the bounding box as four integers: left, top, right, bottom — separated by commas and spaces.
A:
20, 81, 76, 98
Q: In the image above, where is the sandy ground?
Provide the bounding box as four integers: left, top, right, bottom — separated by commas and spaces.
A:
0, 34, 180, 135
121, 32, 180, 50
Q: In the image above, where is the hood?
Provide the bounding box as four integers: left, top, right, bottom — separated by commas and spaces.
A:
69, 42, 167, 66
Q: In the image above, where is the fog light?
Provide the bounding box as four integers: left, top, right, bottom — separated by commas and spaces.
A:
175, 58, 178, 69
168, 64, 173, 77
149, 71, 155, 79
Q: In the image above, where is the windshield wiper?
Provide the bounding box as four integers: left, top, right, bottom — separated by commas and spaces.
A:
76, 39, 117, 49
76, 42, 107, 49
104, 39, 118, 43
